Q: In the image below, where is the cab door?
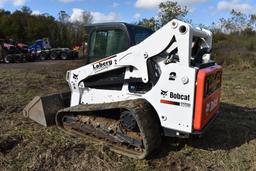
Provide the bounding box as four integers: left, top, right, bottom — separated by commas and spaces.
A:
87, 28, 130, 63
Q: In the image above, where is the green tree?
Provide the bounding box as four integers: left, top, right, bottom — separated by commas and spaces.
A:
158, 1, 188, 26
58, 10, 70, 24
212, 10, 252, 34
21, 6, 32, 15
136, 1, 189, 30
69, 11, 93, 45
249, 14, 256, 29
81, 11, 93, 26
137, 17, 158, 30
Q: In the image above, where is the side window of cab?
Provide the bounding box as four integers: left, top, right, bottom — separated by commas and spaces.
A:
88, 29, 129, 63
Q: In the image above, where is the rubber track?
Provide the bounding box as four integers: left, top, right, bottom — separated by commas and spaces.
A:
56, 99, 162, 159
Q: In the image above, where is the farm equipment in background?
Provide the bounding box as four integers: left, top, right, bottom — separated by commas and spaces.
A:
16, 43, 28, 53
72, 42, 88, 59
23, 19, 223, 159
28, 38, 78, 61
0, 39, 26, 63
16, 43, 35, 62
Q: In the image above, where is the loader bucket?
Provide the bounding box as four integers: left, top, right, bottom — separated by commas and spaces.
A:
23, 92, 71, 127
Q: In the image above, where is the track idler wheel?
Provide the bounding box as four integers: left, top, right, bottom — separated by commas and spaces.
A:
120, 110, 138, 131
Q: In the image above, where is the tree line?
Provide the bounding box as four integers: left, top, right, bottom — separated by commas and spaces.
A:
0, 6, 92, 47
0, 1, 256, 68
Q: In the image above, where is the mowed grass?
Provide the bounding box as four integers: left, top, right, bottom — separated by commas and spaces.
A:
0, 61, 255, 171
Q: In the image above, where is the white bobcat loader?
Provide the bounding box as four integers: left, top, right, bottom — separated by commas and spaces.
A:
23, 19, 222, 159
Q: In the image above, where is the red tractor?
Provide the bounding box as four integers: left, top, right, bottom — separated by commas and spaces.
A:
0, 39, 26, 63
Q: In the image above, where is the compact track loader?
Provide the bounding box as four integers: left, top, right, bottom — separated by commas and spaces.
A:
23, 19, 222, 159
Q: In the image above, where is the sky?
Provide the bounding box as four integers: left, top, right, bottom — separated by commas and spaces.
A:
0, 0, 255, 26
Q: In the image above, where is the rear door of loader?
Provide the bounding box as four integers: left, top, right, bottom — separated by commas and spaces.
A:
194, 65, 222, 131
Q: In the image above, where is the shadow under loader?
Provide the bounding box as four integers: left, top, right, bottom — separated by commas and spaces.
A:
154, 102, 256, 158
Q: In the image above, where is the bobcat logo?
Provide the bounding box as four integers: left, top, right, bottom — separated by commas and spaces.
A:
73, 74, 78, 80
161, 90, 168, 97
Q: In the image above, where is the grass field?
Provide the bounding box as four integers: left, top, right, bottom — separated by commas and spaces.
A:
0, 60, 255, 171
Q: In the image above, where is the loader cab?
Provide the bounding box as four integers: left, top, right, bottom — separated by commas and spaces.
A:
86, 22, 154, 63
